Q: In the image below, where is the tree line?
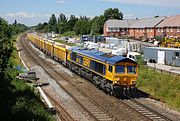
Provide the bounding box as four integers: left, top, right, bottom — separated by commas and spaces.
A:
35, 8, 123, 35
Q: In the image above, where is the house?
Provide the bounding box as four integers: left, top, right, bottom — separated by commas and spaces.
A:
103, 19, 138, 37
156, 15, 180, 38
103, 15, 180, 39
129, 17, 165, 38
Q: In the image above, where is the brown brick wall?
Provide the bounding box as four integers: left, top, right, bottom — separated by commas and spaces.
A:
129, 28, 135, 37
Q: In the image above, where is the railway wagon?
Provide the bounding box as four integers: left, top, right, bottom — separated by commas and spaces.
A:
39, 38, 45, 51
44, 40, 54, 55
67, 47, 138, 96
53, 43, 67, 65
27, 34, 35, 44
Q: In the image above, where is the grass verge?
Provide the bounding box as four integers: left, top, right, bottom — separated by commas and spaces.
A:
137, 64, 180, 111
54, 39, 76, 46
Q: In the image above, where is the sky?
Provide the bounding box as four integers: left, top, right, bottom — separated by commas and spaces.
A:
1, 0, 180, 26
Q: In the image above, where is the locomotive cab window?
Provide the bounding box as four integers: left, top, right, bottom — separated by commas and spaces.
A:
108, 65, 113, 72
71, 52, 77, 61
127, 66, 136, 74
115, 66, 125, 73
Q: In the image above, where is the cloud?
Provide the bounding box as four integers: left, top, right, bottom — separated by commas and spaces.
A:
124, 14, 134, 18
7, 12, 37, 19
56, 0, 65, 4
99, 0, 180, 8
5, 12, 50, 26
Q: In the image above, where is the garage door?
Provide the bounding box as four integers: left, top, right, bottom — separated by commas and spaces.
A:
158, 51, 165, 64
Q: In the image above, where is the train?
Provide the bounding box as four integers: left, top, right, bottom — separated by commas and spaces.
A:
27, 33, 139, 96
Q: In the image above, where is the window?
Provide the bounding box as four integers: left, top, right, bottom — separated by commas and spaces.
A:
166, 28, 169, 32
175, 52, 180, 58
147, 29, 149, 32
158, 28, 160, 32
108, 65, 113, 72
150, 29, 152, 32
177, 28, 180, 32
161, 28, 163, 32
127, 66, 136, 74
171, 28, 173, 32
115, 66, 125, 73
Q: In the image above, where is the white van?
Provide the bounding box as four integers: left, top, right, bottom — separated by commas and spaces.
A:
127, 52, 141, 61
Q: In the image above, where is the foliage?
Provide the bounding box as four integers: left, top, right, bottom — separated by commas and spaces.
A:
11, 19, 28, 35
60, 31, 76, 37
35, 8, 123, 36
11, 80, 54, 121
90, 15, 105, 35
0, 18, 14, 85
0, 18, 54, 120
73, 18, 90, 35
48, 14, 58, 32
66, 15, 78, 31
137, 64, 180, 111
104, 8, 123, 21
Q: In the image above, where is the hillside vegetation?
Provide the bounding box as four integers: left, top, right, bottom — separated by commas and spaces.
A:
0, 18, 55, 121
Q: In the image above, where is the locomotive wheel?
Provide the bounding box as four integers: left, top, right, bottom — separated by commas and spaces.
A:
113, 86, 123, 98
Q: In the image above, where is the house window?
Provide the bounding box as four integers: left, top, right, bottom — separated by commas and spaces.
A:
147, 29, 149, 32
171, 28, 173, 32
166, 28, 169, 32
177, 28, 180, 32
158, 28, 160, 32
150, 29, 152, 32
161, 28, 163, 32
143, 29, 145, 32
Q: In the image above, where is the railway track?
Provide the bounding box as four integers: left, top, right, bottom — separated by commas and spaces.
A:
43, 89, 75, 121
122, 95, 172, 121
19, 33, 174, 121
19, 34, 117, 121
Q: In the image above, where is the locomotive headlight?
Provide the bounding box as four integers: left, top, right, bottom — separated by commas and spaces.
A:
114, 81, 117, 84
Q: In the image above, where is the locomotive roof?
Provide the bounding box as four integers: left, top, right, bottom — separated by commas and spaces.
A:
71, 47, 137, 65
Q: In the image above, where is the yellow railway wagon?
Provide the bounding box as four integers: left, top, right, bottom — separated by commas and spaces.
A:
44, 40, 54, 54
53, 44, 67, 62
39, 38, 45, 50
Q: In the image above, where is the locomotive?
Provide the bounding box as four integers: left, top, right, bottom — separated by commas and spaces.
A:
27, 33, 138, 96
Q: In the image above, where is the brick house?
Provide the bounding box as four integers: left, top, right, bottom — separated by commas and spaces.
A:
156, 15, 180, 38
129, 17, 165, 38
103, 15, 180, 39
103, 19, 138, 37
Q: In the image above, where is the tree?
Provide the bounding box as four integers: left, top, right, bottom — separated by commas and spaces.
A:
0, 18, 14, 87
90, 15, 105, 35
13, 19, 17, 26
73, 19, 90, 35
58, 13, 67, 23
48, 14, 57, 32
104, 8, 123, 21
66, 15, 78, 31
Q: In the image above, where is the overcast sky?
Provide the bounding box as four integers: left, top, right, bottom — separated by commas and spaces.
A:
1, 0, 180, 26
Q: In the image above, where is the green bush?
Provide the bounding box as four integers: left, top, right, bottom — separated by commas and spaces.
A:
11, 80, 55, 121
60, 31, 76, 37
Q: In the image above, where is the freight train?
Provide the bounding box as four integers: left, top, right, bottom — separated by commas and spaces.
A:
27, 33, 139, 96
